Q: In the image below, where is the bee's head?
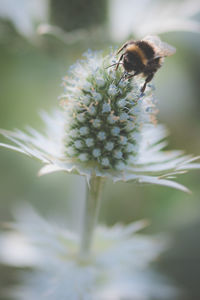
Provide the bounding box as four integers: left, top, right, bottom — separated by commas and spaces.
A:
124, 51, 144, 73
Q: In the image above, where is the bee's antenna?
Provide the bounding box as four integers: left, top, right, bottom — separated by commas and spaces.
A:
105, 62, 123, 69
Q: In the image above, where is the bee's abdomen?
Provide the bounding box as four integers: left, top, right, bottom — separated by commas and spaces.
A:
143, 57, 162, 75
136, 41, 155, 59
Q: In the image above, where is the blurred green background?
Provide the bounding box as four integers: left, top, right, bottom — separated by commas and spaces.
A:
0, 0, 200, 299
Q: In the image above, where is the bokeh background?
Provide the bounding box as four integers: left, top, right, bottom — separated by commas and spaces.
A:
0, 0, 200, 299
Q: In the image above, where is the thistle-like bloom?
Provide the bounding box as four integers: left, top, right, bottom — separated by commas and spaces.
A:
0, 207, 176, 300
0, 50, 199, 191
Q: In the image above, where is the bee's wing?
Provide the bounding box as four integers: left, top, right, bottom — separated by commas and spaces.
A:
142, 35, 176, 57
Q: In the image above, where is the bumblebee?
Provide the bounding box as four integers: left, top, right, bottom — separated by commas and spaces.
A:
112, 35, 176, 93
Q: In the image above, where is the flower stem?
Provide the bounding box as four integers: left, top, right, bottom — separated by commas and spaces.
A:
79, 175, 104, 258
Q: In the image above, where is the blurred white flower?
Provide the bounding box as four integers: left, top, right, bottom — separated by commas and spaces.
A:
0, 49, 199, 191
0, 207, 176, 300
0, 0, 48, 38
1, 0, 199, 44
109, 0, 200, 41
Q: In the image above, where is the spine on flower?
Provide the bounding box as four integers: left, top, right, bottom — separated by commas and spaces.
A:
60, 50, 157, 172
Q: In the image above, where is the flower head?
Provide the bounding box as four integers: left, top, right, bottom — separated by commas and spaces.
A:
61, 50, 156, 172
0, 207, 177, 300
0, 49, 199, 190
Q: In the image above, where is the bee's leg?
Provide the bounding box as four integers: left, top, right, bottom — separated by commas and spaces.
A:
106, 55, 124, 70
141, 73, 154, 93
115, 53, 124, 70
117, 71, 139, 86
125, 70, 140, 80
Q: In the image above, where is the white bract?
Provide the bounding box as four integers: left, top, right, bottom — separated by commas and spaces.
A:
0, 50, 200, 190
0, 207, 176, 300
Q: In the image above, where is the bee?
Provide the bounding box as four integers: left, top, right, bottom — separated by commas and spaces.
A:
110, 35, 176, 93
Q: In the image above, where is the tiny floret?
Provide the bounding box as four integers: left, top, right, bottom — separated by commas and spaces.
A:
101, 157, 110, 166
86, 138, 94, 147
102, 103, 111, 113
82, 81, 92, 91
117, 99, 127, 108
108, 84, 118, 96
107, 115, 116, 124
92, 91, 102, 102
92, 118, 101, 128
81, 95, 91, 105
120, 136, 128, 145
97, 131, 106, 141
96, 77, 105, 87
88, 106, 96, 116
105, 142, 114, 151
111, 127, 120, 136
67, 146, 76, 156
74, 140, 83, 149
79, 126, 89, 136
126, 122, 135, 131
120, 112, 129, 121
70, 129, 79, 137
92, 148, 101, 158
114, 150, 123, 159
77, 113, 86, 122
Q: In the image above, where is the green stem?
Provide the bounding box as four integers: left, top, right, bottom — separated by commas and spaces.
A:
79, 175, 104, 258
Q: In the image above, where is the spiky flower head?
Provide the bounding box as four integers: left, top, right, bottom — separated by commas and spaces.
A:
61, 50, 156, 172
0, 49, 199, 190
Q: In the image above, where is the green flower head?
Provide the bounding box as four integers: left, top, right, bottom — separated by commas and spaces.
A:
61, 50, 157, 172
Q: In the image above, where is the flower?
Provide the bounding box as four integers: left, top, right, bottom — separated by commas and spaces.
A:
0, 0, 48, 39
0, 206, 177, 300
109, 0, 200, 41
0, 49, 199, 191
37, 1, 200, 46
